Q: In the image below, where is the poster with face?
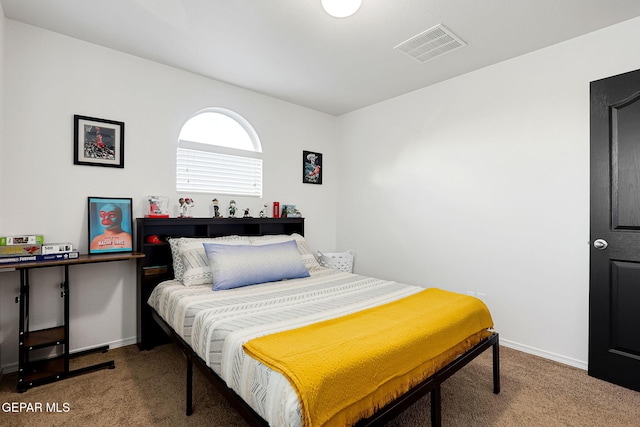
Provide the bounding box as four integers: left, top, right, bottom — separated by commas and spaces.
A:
87, 197, 133, 253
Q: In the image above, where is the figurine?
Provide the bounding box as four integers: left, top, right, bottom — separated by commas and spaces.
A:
184, 198, 194, 217
228, 200, 237, 218
243, 208, 252, 218
179, 197, 194, 218
212, 199, 222, 218
178, 198, 186, 217
259, 204, 268, 218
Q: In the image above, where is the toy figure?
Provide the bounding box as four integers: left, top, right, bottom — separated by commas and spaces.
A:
243, 208, 251, 218
149, 197, 159, 214
184, 198, 194, 217
178, 198, 186, 217
212, 199, 222, 218
259, 204, 268, 218
228, 200, 237, 218
179, 197, 194, 218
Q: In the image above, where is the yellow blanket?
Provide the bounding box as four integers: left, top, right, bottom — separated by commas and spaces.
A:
243, 288, 494, 427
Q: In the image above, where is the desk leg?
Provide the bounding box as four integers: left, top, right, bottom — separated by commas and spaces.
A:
63, 265, 70, 373
17, 269, 29, 392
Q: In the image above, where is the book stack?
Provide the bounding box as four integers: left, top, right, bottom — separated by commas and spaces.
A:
0, 234, 79, 264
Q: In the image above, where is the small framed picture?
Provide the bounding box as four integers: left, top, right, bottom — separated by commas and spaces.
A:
281, 204, 302, 218
74, 115, 125, 168
87, 197, 133, 254
303, 150, 322, 184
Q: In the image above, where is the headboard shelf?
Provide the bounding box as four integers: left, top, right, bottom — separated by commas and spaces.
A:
135, 217, 305, 349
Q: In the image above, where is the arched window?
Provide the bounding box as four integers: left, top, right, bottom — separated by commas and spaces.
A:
176, 108, 263, 197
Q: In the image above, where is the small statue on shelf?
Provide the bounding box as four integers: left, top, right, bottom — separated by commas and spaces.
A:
211, 199, 222, 218
243, 208, 252, 218
179, 197, 194, 218
178, 198, 186, 217
228, 200, 237, 218
259, 204, 268, 218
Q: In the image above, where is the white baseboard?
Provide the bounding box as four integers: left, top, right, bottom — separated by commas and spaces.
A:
3, 361, 18, 374
500, 338, 588, 371
0, 337, 138, 374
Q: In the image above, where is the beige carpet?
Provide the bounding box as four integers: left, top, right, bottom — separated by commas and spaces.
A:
1, 344, 639, 426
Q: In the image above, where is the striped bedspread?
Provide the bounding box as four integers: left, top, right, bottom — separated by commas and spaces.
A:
148, 267, 424, 426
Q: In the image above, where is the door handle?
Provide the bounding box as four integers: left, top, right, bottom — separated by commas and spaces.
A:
593, 239, 608, 250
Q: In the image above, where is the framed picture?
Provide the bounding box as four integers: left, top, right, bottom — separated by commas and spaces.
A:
281, 204, 302, 218
87, 197, 133, 254
303, 150, 322, 184
74, 115, 125, 168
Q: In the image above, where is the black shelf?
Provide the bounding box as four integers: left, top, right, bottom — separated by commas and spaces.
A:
24, 326, 66, 350
21, 355, 65, 386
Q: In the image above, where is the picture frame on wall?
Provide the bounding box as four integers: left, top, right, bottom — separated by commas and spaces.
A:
303, 150, 322, 184
87, 197, 133, 254
74, 115, 125, 168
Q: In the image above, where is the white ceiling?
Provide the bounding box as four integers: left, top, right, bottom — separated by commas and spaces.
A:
3, 0, 640, 116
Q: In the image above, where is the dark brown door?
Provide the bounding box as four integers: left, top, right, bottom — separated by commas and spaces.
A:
589, 68, 640, 391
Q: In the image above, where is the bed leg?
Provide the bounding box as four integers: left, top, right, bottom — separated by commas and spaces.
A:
492, 336, 501, 394
430, 384, 442, 427
186, 354, 193, 416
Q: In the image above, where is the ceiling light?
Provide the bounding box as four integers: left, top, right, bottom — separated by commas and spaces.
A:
321, 0, 362, 18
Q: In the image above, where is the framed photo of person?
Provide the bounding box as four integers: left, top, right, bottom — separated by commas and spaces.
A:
74, 115, 125, 168
303, 150, 322, 184
87, 197, 133, 254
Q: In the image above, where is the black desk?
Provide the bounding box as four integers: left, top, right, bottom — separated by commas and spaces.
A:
0, 252, 145, 392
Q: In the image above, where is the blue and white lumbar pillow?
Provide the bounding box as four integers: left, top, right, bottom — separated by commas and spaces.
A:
204, 240, 310, 290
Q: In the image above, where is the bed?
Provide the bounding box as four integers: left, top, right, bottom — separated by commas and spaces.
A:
135, 217, 500, 427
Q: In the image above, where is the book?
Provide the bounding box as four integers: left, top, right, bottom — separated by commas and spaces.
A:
0, 244, 42, 257
0, 251, 80, 265
41, 243, 74, 255
0, 235, 44, 246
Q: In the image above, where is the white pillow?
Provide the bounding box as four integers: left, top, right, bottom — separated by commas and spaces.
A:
249, 233, 322, 272
204, 240, 310, 290
168, 235, 249, 285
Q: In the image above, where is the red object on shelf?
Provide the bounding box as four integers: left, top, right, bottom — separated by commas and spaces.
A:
273, 202, 280, 218
146, 235, 162, 244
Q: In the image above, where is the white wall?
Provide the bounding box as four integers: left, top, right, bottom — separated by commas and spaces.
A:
335, 16, 640, 369
0, 20, 337, 371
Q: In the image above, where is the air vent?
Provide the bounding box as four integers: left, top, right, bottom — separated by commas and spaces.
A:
394, 24, 466, 63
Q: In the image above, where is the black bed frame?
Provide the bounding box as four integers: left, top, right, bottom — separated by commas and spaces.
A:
135, 217, 500, 426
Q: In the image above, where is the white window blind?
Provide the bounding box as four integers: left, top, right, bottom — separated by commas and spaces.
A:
176, 108, 263, 197
177, 147, 262, 197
